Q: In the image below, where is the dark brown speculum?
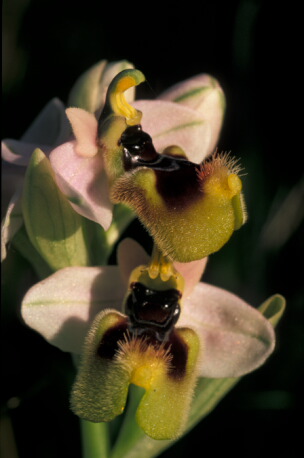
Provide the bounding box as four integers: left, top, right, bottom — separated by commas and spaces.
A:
96, 281, 188, 380
120, 124, 202, 209
126, 281, 181, 341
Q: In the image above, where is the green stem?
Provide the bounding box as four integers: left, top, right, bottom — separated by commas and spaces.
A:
80, 420, 110, 458
110, 385, 146, 458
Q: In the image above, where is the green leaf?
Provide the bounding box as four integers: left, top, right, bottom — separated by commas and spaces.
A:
258, 294, 286, 327
22, 148, 90, 271
11, 226, 53, 279
110, 294, 286, 458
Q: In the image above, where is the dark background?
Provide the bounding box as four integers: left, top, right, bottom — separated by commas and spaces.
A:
2, 1, 302, 457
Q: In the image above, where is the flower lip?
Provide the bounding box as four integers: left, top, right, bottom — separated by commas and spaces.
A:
95, 312, 190, 381
70, 308, 200, 440
111, 145, 247, 261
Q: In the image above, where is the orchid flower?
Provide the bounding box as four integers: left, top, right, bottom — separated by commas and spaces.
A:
47, 68, 226, 234
2, 61, 225, 266
48, 68, 244, 263
21, 238, 277, 440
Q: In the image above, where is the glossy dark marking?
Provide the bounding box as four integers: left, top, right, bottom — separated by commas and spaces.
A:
97, 318, 129, 360
154, 162, 201, 209
120, 125, 158, 168
125, 282, 181, 341
120, 124, 201, 209
166, 330, 188, 380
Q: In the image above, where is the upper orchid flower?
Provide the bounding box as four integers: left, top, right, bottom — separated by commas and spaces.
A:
21, 238, 276, 440
98, 70, 246, 262
48, 68, 226, 233
49, 69, 245, 262
2, 61, 226, 265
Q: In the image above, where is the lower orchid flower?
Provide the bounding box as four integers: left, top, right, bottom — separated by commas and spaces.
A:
21, 238, 276, 440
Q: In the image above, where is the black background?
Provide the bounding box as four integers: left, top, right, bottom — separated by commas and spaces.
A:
2, 1, 302, 457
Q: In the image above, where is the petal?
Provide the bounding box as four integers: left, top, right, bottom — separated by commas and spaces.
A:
179, 282, 275, 377
71, 310, 200, 440
117, 238, 208, 297
68, 60, 135, 114
159, 74, 217, 106
133, 100, 211, 163
21, 266, 125, 353
21, 98, 69, 145
71, 311, 130, 422
2, 98, 70, 166
175, 257, 208, 298
1, 160, 25, 212
65, 108, 98, 157
135, 327, 200, 440
2, 139, 54, 165
1, 189, 23, 261
159, 74, 225, 154
117, 238, 150, 287
49, 141, 113, 230
68, 60, 108, 112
